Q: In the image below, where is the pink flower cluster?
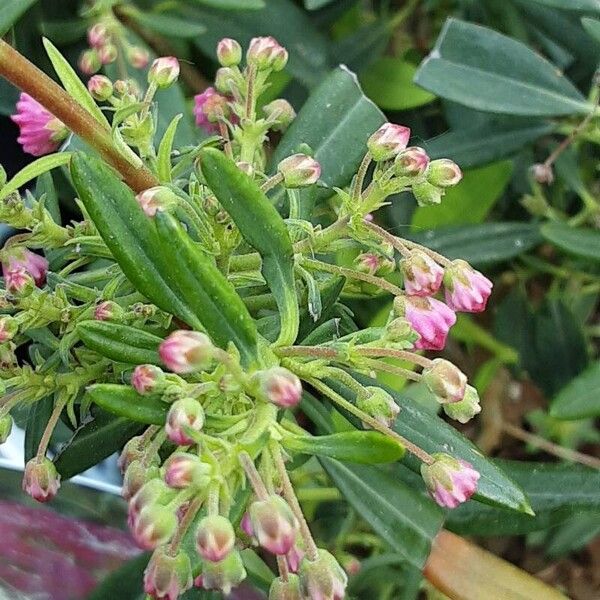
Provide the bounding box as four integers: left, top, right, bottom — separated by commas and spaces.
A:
397, 250, 492, 352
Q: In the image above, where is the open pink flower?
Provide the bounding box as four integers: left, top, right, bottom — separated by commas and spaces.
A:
2, 247, 48, 287
421, 453, 480, 509
443, 259, 492, 313
396, 296, 456, 351
12, 93, 68, 156
193, 87, 232, 134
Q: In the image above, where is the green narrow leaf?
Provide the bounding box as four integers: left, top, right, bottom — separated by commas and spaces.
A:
541, 221, 600, 260
411, 160, 513, 229
42, 38, 109, 127
85, 384, 168, 425
582, 17, 600, 43
414, 18, 591, 116
407, 222, 541, 266
54, 409, 142, 479
157, 114, 182, 183
447, 460, 600, 536
70, 152, 204, 331
321, 458, 443, 569
550, 361, 600, 420
325, 375, 532, 513
154, 211, 258, 364
200, 148, 298, 346
24, 395, 53, 462
77, 321, 162, 365
298, 275, 345, 342
0, 153, 72, 201
191, 0, 265, 8
0, 0, 38, 36
123, 9, 206, 37
283, 430, 405, 464
531, 0, 600, 12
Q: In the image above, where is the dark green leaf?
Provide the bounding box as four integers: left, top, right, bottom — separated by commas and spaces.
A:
321, 459, 443, 569
298, 276, 345, 341
530, 0, 600, 10
326, 376, 532, 513
200, 148, 298, 346
582, 17, 600, 42
85, 384, 168, 425
126, 10, 206, 37
87, 553, 150, 600
304, 0, 336, 8
414, 19, 591, 116
550, 362, 600, 419
541, 222, 600, 261
54, 409, 142, 479
407, 222, 541, 266
24, 396, 53, 462
189, 0, 265, 8
283, 430, 405, 464
447, 460, 600, 535
331, 20, 390, 74
0, 0, 38, 36
77, 321, 162, 365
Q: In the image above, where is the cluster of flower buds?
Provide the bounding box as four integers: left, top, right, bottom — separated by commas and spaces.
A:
79, 19, 149, 76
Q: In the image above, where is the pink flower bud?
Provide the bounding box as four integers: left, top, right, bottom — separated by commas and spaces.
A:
144, 546, 193, 600
149, 56, 180, 88
87, 75, 113, 101
412, 180, 443, 206
356, 386, 399, 428
247, 36, 288, 71
353, 252, 394, 276
94, 300, 123, 321
421, 453, 480, 509
240, 511, 254, 538
79, 49, 101, 75
164, 453, 211, 489
443, 259, 492, 313
400, 250, 443, 297
118, 435, 147, 473
367, 123, 410, 161
249, 495, 298, 555
0, 316, 18, 343
4, 247, 48, 286
286, 544, 305, 573
135, 186, 177, 217
87, 23, 109, 48
132, 504, 178, 549
442, 384, 481, 423
22, 457, 60, 503
159, 330, 214, 374
4, 267, 34, 296
395, 146, 430, 177
128, 46, 150, 69
299, 549, 347, 600
384, 317, 419, 346
196, 549, 247, 595
132, 364, 166, 395
0, 414, 13, 444
277, 154, 321, 188
193, 87, 231, 134
129, 478, 172, 521
214, 67, 239, 95
11, 93, 69, 156
395, 295, 456, 351
422, 358, 467, 404
98, 43, 118, 65
217, 38, 242, 67
531, 163, 554, 185
258, 367, 303, 408
122, 460, 160, 501
196, 515, 236, 562
426, 159, 462, 188
165, 398, 205, 445
263, 99, 296, 132
269, 574, 302, 600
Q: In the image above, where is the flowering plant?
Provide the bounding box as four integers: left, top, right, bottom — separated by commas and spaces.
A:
0, 10, 580, 599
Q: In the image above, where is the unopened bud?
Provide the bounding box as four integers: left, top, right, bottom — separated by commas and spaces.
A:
87, 23, 109, 48
400, 250, 443, 297
269, 574, 302, 600
129, 478, 173, 519
443, 259, 492, 313
149, 57, 180, 88
123, 459, 160, 501
22, 457, 60, 503
79, 49, 101, 75
263, 99, 296, 132
196, 515, 236, 562
442, 384, 481, 423
357, 386, 399, 428
144, 546, 193, 600
353, 252, 395, 276
249, 495, 298, 555
258, 367, 303, 408
196, 549, 247, 594
421, 453, 480, 509
214, 67, 238, 94
118, 435, 146, 473
0, 316, 18, 342
217, 38, 242, 67
422, 358, 467, 404
87, 75, 113, 101
0, 414, 12, 444
277, 154, 321, 188
165, 398, 205, 445
384, 317, 419, 346
5, 268, 34, 296
247, 36, 288, 71
94, 300, 124, 321
135, 186, 177, 217
367, 123, 410, 161
426, 159, 462, 188
530, 163, 554, 185
131, 364, 166, 395
164, 453, 211, 489
128, 46, 150, 69
159, 330, 214, 374
299, 549, 347, 600
98, 43, 118, 65
412, 180, 443, 206
395, 146, 430, 177
133, 504, 178, 549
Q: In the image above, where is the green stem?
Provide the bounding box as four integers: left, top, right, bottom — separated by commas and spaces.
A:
355, 346, 432, 368
239, 451, 269, 500
36, 395, 68, 459
360, 357, 421, 382
169, 494, 203, 555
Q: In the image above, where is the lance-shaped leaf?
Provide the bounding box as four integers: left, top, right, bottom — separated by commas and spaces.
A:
77, 321, 162, 365
550, 361, 600, 420
200, 148, 298, 346
70, 152, 203, 330
154, 210, 259, 365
